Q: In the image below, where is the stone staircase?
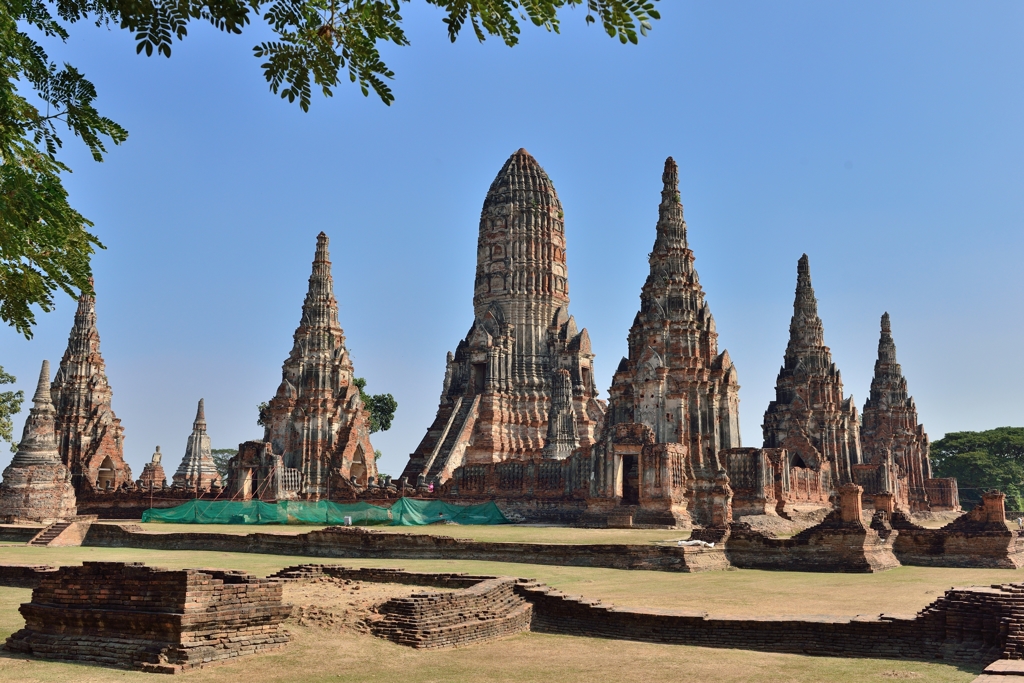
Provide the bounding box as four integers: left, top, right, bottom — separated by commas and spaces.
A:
26, 516, 97, 547
28, 521, 73, 546
974, 659, 1024, 680
424, 395, 480, 483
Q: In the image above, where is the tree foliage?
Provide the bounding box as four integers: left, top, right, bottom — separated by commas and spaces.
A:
0, 365, 24, 452
210, 447, 237, 477
1, 0, 659, 337
352, 376, 396, 433
932, 427, 1024, 511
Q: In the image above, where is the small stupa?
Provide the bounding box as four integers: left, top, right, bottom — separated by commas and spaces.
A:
171, 400, 222, 491
0, 361, 78, 523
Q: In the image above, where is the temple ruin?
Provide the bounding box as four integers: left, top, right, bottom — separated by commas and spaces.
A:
0, 361, 77, 523
171, 399, 221, 491
51, 284, 132, 493
588, 157, 741, 527
761, 254, 861, 503
227, 232, 377, 500
137, 446, 167, 489
854, 313, 957, 511
437, 156, 957, 525
401, 149, 604, 487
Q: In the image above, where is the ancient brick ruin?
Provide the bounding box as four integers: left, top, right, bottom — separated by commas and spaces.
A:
4, 562, 291, 673
724, 484, 901, 572
0, 361, 77, 523
51, 284, 133, 493
171, 399, 222, 491
855, 312, 959, 512
401, 149, 604, 486
891, 491, 1024, 568
227, 232, 377, 501
762, 254, 861, 498
137, 446, 168, 489
588, 158, 741, 527
426, 155, 961, 529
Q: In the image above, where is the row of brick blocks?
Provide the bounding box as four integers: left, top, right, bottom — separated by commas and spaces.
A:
6, 562, 1024, 672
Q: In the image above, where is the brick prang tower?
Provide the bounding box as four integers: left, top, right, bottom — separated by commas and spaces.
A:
402, 149, 604, 485
860, 313, 933, 511
261, 232, 377, 498
0, 361, 77, 523
762, 255, 861, 487
51, 284, 132, 493
590, 157, 741, 525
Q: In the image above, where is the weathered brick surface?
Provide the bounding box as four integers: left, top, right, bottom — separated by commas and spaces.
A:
51, 284, 133, 494
84, 523, 729, 573
401, 150, 604, 487
4, 562, 291, 673
0, 361, 77, 524
762, 255, 860, 493
275, 564, 1024, 666
520, 580, 1024, 665
225, 233, 376, 501
371, 578, 532, 648
724, 486, 901, 573
892, 494, 1024, 568
0, 565, 58, 588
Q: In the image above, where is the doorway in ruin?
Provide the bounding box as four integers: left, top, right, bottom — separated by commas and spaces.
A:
350, 446, 367, 486
472, 363, 486, 394
97, 456, 116, 490
622, 454, 640, 505
240, 469, 253, 500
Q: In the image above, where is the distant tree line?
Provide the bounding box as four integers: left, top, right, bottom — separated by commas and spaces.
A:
931, 427, 1024, 511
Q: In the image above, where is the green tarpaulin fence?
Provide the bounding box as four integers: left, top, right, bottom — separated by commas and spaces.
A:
388, 498, 508, 526
140, 498, 508, 526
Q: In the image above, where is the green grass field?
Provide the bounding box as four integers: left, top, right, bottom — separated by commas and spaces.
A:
0, 542, 1010, 681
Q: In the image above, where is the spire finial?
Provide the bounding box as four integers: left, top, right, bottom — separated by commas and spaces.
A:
194, 398, 206, 430
881, 311, 891, 335
662, 156, 679, 191
32, 360, 51, 405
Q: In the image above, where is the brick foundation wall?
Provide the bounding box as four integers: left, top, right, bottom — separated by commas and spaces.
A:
725, 509, 901, 573
0, 565, 58, 588
4, 562, 292, 673
83, 524, 728, 573
0, 524, 44, 542
371, 577, 532, 648
517, 581, 1024, 665
892, 509, 1024, 569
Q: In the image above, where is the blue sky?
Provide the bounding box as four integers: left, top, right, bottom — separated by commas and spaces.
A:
3, 2, 1022, 479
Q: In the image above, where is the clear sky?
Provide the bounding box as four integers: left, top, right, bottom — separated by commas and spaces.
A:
2, 2, 1022, 480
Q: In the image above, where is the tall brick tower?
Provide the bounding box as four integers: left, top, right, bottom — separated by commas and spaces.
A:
860, 313, 932, 510
590, 158, 741, 525
260, 232, 377, 498
0, 361, 77, 523
402, 149, 604, 484
762, 255, 861, 487
51, 282, 132, 493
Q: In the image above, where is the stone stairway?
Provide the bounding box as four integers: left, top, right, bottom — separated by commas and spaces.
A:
974, 659, 1024, 680
425, 395, 479, 482
26, 515, 97, 547
27, 521, 73, 546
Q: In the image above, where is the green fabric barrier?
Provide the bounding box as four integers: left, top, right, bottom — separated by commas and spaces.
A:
141, 498, 508, 526
388, 498, 508, 526
141, 499, 392, 525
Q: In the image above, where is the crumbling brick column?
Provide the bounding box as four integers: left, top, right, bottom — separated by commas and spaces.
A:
839, 484, 865, 524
